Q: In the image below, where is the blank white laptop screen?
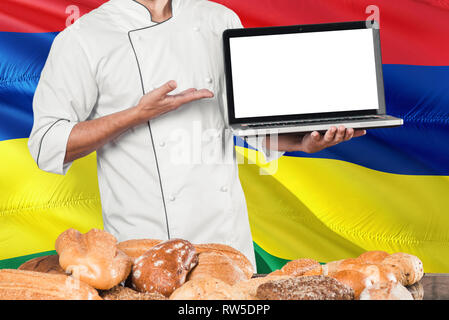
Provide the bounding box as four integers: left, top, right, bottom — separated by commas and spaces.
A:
229, 28, 380, 119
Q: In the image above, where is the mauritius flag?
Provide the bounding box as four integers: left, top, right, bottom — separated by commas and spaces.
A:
1, 0, 449, 273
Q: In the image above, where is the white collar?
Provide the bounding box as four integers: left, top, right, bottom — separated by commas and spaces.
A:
106, 0, 190, 30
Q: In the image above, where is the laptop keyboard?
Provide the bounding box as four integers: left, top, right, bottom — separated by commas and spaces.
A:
245, 115, 386, 128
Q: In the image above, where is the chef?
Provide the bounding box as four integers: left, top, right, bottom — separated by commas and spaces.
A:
28, 0, 366, 268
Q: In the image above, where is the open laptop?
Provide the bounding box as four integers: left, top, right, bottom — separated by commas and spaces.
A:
223, 21, 403, 136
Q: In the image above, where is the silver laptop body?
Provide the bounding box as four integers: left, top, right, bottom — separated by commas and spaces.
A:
223, 21, 403, 136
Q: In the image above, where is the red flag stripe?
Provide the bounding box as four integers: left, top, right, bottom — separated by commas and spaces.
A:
1, 0, 448, 66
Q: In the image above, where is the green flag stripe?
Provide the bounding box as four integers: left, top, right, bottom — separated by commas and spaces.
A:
0, 250, 57, 270
254, 242, 290, 274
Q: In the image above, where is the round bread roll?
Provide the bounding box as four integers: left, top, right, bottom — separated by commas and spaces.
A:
256, 275, 354, 300
187, 251, 248, 285
268, 259, 322, 277
331, 270, 372, 299
0, 269, 101, 300
132, 239, 198, 297
18, 255, 65, 275
233, 275, 291, 299
381, 252, 423, 286
117, 239, 163, 259
170, 277, 247, 300
357, 250, 390, 264
55, 228, 132, 290
359, 281, 413, 300
194, 243, 254, 278
101, 285, 167, 300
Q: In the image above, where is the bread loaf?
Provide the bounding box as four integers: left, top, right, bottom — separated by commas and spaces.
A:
269, 259, 322, 277
325, 252, 423, 287
170, 277, 247, 300
0, 269, 101, 300
330, 259, 397, 284
117, 239, 163, 259
117, 240, 254, 279
101, 285, 167, 300
187, 251, 249, 285
322, 259, 345, 276
381, 252, 423, 286
132, 239, 198, 296
407, 281, 424, 300
233, 275, 291, 299
359, 281, 413, 300
357, 250, 390, 264
55, 228, 132, 290
256, 275, 354, 300
18, 255, 65, 275
323, 258, 361, 276
202, 289, 248, 300
331, 270, 372, 299
194, 243, 254, 278
333, 258, 360, 272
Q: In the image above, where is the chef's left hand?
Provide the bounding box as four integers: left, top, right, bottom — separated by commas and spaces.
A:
264, 125, 366, 153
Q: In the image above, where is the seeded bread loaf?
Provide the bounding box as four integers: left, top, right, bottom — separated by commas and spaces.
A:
256, 276, 354, 300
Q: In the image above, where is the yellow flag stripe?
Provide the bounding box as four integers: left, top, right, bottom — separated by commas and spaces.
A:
0, 138, 103, 260
236, 146, 449, 273
2, 139, 449, 273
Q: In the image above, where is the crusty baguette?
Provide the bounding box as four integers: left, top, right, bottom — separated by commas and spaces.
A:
0, 269, 101, 300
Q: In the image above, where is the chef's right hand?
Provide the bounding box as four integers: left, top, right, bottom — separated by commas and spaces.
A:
134, 80, 214, 123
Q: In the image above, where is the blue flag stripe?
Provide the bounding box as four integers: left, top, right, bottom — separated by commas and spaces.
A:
1, 32, 449, 175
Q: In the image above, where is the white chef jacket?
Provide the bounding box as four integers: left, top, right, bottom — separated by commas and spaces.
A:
28, 0, 284, 269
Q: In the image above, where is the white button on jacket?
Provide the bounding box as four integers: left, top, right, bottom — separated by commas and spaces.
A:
28, 0, 283, 269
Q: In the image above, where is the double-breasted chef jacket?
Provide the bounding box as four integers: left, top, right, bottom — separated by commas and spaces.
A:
28, 0, 283, 268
